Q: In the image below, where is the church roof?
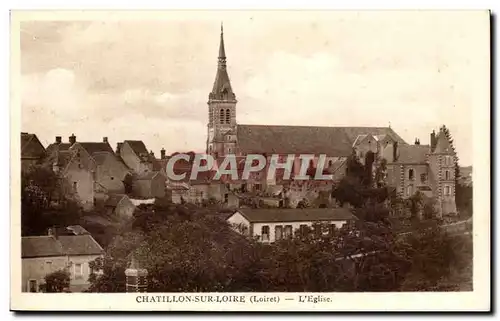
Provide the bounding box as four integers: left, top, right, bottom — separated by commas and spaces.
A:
209, 24, 236, 101
236, 125, 407, 156
394, 144, 430, 164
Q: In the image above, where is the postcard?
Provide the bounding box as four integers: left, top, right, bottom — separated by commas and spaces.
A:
10, 10, 490, 311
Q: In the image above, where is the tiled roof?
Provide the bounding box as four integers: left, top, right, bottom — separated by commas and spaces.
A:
77, 142, 114, 155
124, 140, 149, 156
235, 208, 357, 223
22, 236, 64, 258
22, 234, 103, 258
105, 194, 126, 207
21, 133, 46, 158
66, 225, 90, 235
57, 235, 104, 256
46, 143, 72, 156
395, 145, 430, 164
236, 125, 407, 156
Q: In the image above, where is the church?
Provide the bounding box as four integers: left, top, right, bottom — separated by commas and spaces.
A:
205, 25, 457, 216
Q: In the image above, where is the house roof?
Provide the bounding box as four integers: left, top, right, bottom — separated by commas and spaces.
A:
105, 194, 127, 207
234, 208, 357, 223
22, 236, 64, 258
21, 133, 46, 158
57, 235, 104, 256
394, 145, 430, 164
124, 140, 149, 156
22, 234, 103, 258
46, 143, 72, 157
66, 225, 90, 235
76, 142, 114, 155
236, 125, 407, 156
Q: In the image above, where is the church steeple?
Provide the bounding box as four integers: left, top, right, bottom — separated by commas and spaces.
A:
209, 22, 236, 101
218, 23, 226, 63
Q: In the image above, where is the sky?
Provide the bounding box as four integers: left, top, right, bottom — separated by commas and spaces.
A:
19, 11, 490, 166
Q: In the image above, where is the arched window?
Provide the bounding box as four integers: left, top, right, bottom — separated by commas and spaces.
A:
219, 109, 225, 124
407, 184, 413, 196
225, 108, 231, 124
445, 170, 450, 180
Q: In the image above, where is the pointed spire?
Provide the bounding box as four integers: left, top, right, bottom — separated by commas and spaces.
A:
218, 22, 226, 62
209, 23, 235, 101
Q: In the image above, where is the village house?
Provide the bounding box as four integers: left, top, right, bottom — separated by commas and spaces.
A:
58, 136, 131, 210
227, 208, 358, 243
132, 171, 167, 199
103, 194, 136, 219
117, 140, 159, 175
21, 132, 46, 173
21, 228, 104, 292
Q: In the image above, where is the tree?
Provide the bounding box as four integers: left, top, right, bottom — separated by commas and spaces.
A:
41, 269, 71, 292
22, 164, 83, 236
441, 125, 460, 183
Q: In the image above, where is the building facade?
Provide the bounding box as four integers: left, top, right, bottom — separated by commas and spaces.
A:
204, 26, 458, 217
227, 208, 357, 243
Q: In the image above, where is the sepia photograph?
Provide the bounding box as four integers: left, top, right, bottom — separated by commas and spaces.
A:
10, 10, 490, 311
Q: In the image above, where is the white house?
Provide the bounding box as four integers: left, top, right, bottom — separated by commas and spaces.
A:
227, 208, 358, 243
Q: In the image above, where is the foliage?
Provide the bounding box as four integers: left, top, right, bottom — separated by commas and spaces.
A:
441, 125, 460, 183
41, 269, 71, 292
456, 183, 473, 218
21, 164, 83, 236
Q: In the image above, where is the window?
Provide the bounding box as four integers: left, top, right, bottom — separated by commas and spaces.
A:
444, 185, 451, 196
299, 224, 308, 235
74, 263, 83, 279
328, 160, 333, 167
275, 225, 283, 241
284, 225, 293, 238
445, 170, 450, 180
45, 261, 52, 273
28, 279, 38, 293
420, 173, 427, 183
328, 224, 336, 235
225, 108, 231, 124
406, 185, 414, 196
261, 226, 270, 241
73, 182, 77, 192
408, 168, 415, 180
219, 109, 225, 124
111, 177, 114, 180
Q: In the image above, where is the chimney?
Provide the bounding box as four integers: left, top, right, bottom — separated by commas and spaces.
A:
393, 141, 398, 162
149, 150, 155, 157
103, 137, 108, 143
55, 136, 62, 144
160, 148, 166, 160
414, 138, 420, 145
116, 143, 123, 155
69, 134, 76, 146
430, 130, 437, 152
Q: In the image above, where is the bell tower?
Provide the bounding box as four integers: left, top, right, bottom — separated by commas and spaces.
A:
206, 23, 238, 157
